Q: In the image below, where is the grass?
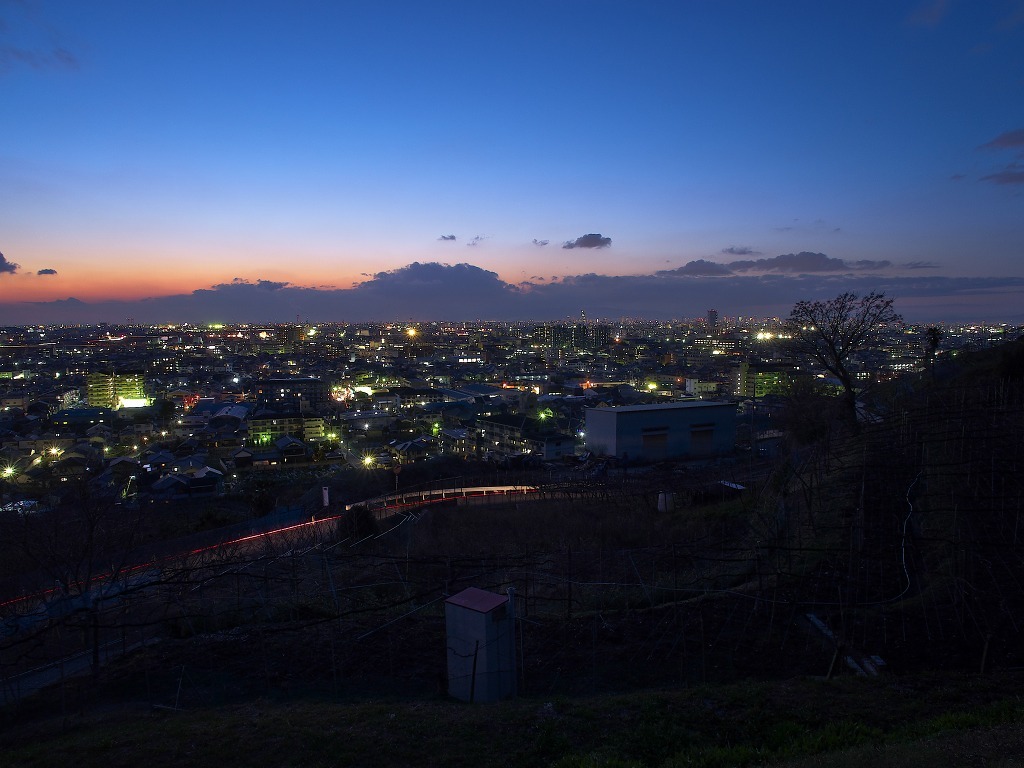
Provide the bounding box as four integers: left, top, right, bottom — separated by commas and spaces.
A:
3, 671, 1022, 768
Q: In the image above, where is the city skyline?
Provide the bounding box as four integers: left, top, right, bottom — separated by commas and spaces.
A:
2, 1, 1023, 324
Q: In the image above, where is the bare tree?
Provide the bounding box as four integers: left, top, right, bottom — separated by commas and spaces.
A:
786, 291, 902, 427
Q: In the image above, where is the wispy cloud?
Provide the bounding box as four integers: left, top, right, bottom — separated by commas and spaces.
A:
0, 4, 80, 76
979, 128, 1024, 150
721, 246, 760, 256
980, 169, 1024, 185
532, 239, 549, 247
437, 234, 457, 241
0, 43, 79, 74
907, 0, 951, 27
36, 267, 57, 275
976, 130, 1024, 185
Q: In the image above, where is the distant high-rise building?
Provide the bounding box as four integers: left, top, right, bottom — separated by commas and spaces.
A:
707, 309, 719, 333
542, 322, 610, 353
586, 323, 611, 350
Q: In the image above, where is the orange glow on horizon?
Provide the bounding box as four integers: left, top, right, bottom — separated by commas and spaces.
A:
3, 239, 570, 305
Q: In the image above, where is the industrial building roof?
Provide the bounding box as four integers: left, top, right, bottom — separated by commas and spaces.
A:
586, 400, 732, 413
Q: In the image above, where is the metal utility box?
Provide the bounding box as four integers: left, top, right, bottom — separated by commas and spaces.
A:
444, 587, 517, 703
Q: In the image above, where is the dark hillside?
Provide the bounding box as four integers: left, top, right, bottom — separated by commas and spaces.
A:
2, 339, 1023, 766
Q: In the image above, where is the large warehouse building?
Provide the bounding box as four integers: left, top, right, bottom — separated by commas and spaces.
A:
584, 401, 737, 462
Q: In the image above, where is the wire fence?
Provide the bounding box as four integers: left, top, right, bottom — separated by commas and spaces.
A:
2, 381, 1022, 707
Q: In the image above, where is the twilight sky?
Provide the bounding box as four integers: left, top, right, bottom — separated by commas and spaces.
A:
1, 0, 1022, 324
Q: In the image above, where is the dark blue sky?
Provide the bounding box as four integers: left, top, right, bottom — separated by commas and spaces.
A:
1, 1, 1022, 323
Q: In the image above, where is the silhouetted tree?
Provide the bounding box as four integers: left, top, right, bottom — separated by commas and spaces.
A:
786, 291, 902, 427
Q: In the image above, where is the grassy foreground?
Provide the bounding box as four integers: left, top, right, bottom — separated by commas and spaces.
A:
3, 671, 1022, 768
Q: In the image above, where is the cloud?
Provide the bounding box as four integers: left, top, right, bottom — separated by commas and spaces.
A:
997, 4, 1024, 31
257, 279, 289, 290
977, 131, 1024, 185
213, 278, 290, 291
0, 44, 79, 74
36, 268, 57, 275
562, 233, 611, 249
907, 0, 950, 26
466, 235, 485, 247
950, 174, 966, 181
532, 239, 549, 247
979, 129, 1024, 150
658, 260, 735, 277
657, 253, 893, 278
904, 261, 940, 269
721, 246, 760, 256
360, 262, 504, 287
438, 234, 457, 241
728, 252, 881, 273
0, 3, 80, 76
980, 170, 1024, 185
0, 252, 19, 275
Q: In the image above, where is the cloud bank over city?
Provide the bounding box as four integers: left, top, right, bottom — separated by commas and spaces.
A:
3, 259, 1022, 325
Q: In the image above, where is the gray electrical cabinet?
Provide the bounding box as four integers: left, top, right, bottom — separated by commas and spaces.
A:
444, 587, 517, 703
